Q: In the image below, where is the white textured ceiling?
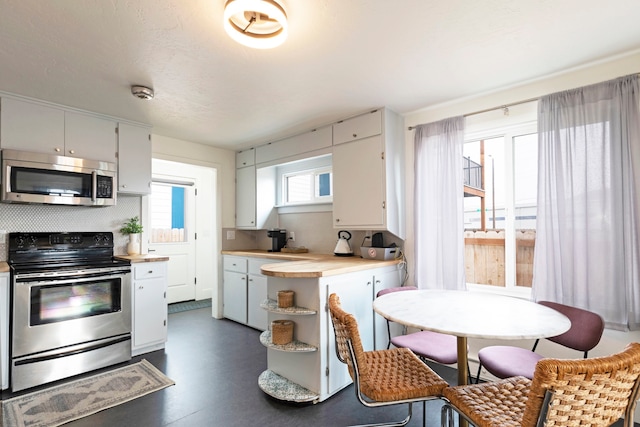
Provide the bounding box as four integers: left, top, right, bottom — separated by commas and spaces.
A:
1, 0, 640, 150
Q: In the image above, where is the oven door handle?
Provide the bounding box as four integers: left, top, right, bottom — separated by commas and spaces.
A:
14, 268, 131, 284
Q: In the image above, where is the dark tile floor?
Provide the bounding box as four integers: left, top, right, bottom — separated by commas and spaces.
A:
6, 306, 636, 426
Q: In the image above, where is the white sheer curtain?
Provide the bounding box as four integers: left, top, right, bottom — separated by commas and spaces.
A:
414, 116, 466, 290
533, 74, 640, 330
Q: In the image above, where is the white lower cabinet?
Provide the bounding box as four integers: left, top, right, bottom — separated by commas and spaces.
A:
132, 262, 168, 356
258, 264, 401, 403
223, 255, 285, 330
0, 272, 8, 390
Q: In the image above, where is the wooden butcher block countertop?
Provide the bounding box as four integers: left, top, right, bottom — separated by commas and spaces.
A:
0, 262, 8, 273
222, 250, 401, 278
115, 254, 170, 263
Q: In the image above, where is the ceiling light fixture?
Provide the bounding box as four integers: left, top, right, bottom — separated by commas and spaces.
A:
223, 0, 288, 49
131, 85, 154, 100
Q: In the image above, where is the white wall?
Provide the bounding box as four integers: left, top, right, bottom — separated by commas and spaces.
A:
152, 134, 236, 228
403, 50, 640, 420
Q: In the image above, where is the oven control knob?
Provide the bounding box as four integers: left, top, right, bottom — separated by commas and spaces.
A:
28, 236, 38, 247
14, 235, 25, 247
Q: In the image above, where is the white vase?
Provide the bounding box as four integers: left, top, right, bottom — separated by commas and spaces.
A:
127, 233, 141, 255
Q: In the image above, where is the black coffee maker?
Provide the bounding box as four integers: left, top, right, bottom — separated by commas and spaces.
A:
267, 229, 287, 252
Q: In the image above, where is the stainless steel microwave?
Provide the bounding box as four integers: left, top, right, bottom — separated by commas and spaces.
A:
1, 149, 117, 206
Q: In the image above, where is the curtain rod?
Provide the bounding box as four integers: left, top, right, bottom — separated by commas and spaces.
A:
408, 72, 640, 130
407, 96, 540, 130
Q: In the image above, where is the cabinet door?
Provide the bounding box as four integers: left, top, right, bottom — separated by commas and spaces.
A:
65, 111, 117, 162
223, 270, 247, 323
332, 135, 385, 228
236, 149, 255, 168
117, 123, 152, 194
333, 110, 382, 145
133, 275, 167, 349
247, 274, 268, 330
255, 126, 332, 164
0, 97, 65, 153
0, 274, 8, 390
236, 166, 256, 228
326, 274, 374, 395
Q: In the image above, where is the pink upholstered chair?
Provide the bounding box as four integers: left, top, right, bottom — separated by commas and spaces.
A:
476, 300, 605, 381
377, 286, 471, 380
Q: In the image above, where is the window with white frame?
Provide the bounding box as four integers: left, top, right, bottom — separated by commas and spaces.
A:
463, 102, 538, 297
277, 155, 332, 206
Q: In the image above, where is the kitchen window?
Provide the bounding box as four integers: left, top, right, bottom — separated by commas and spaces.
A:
283, 168, 332, 204
276, 155, 333, 211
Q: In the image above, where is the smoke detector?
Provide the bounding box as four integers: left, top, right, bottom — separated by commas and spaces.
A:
131, 85, 154, 100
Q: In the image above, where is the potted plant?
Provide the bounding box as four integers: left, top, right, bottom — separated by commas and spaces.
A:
120, 216, 143, 255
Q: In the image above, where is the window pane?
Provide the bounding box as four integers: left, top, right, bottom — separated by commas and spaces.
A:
513, 133, 538, 288
286, 174, 312, 203
513, 133, 538, 230
150, 183, 187, 243
317, 172, 331, 197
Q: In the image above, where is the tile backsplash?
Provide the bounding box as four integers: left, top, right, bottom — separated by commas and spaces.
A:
0, 195, 142, 260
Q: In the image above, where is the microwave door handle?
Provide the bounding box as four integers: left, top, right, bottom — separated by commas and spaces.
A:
91, 170, 97, 202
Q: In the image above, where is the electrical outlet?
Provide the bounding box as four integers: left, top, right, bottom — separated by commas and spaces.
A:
226, 230, 236, 240
289, 231, 295, 242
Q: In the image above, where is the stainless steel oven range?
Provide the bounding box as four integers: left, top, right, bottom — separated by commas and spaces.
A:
8, 232, 132, 391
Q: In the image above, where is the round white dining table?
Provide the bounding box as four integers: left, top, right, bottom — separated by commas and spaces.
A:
373, 289, 571, 386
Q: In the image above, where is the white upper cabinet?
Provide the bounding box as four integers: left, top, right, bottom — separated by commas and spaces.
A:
236, 165, 258, 228
1, 97, 65, 153
65, 111, 117, 162
118, 122, 152, 194
332, 108, 405, 238
333, 135, 386, 227
256, 126, 332, 165
236, 164, 276, 230
236, 148, 255, 168
332, 110, 382, 145
0, 97, 117, 162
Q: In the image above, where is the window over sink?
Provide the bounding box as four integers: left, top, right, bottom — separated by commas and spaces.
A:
275, 154, 333, 212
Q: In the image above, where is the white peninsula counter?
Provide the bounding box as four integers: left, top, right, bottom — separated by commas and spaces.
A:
256, 253, 403, 403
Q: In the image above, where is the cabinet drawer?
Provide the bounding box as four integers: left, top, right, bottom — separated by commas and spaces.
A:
248, 257, 285, 275
236, 149, 255, 168
333, 109, 381, 145
134, 262, 167, 280
224, 256, 248, 273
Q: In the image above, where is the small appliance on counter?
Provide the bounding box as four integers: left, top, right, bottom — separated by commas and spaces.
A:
267, 229, 287, 252
334, 230, 354, 257
361, 232, 400, 260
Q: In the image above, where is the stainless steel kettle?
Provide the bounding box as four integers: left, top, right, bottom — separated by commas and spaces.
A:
334, 230, 354, 256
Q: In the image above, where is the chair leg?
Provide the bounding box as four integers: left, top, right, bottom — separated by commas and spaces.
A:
440, 403, 454, 427
475, 363, 483, 384
348, 403, 413, 427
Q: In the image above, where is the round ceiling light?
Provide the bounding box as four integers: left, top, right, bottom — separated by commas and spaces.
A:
223, 0, 288, 49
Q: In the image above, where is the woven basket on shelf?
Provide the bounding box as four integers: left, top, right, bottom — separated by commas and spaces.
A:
271, 320, 294, 345
277, 290, 294, 308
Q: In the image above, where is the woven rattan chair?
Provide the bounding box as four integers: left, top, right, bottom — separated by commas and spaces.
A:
328, 293, 449, 427
377, 287, 472, 382
441, 342, 640, 427
477, 301, 605, 381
